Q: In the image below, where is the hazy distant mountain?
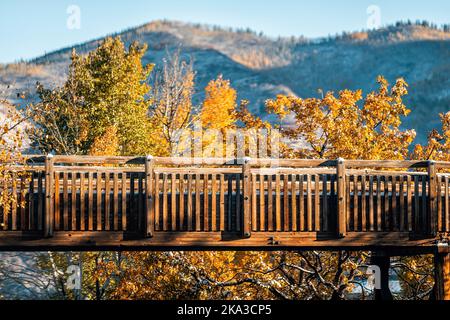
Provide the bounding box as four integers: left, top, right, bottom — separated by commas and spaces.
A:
1, 20, 449, 144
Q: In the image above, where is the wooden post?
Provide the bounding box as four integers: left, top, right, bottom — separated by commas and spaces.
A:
428, 161, 437, 237
336, 158, 346, 238
242, 157, 252, 238
434, 252, 450, 300
44, 154, 55, 238
145, 155, 154, 238
370, 251, 393, 301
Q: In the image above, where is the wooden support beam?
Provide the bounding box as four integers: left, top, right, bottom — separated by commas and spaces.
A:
44, 154, 55, 238
145, 155, 154, 238
370, 251, 393, 301
336, 158, 346, 238
242, 157, 252, 238
428, 161, 437, 237
434, 252, 450, 300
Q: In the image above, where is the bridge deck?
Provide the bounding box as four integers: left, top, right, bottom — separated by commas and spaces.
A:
1, 156, 449, 251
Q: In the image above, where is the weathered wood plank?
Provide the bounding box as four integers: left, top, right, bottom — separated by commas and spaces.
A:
80, 173, 85, 231
260, 174, 265, 231
211, 174, 217, 232
113, 173, 119, 231
88, 172, 94, 231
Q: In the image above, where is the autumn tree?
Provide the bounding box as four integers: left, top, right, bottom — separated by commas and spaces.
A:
412, 112, 450, 161
201, 75, 237, 130
0, 97, 29, 225
265, 76, 415, 160
27, 37, 158, 156
150, 49, 196, 156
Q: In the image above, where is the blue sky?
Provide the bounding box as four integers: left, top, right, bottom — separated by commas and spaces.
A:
0, 0, 449, 63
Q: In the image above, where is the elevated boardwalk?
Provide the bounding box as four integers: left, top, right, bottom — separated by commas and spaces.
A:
1, 156, 450, 251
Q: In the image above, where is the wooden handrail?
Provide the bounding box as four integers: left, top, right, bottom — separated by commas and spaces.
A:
21, 156, 446, 169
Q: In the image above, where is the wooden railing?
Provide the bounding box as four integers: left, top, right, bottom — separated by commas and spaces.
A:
1, 156, 450, 249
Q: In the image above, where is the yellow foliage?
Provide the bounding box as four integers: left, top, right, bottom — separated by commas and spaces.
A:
265, 76, 415, 160
201, 75, 237, 130
0, 104, 30, 225
412, 112, 450, 161
88, 126, 119, 156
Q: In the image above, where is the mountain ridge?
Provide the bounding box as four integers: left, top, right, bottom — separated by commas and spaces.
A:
1, 20, 450, 144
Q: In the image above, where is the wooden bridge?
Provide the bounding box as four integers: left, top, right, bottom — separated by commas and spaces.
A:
0, 155, 449, 252
1, 155, 450, 300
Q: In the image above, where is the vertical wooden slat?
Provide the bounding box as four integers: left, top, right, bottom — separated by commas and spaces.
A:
392, 176, 398, 231
195, 173, 201, 231
2, 177, 7, 230
104, 172, 111, 231
236, 173, 241, 232
437, 175, 442, 233
113, 173, 119, 231
314, 174, 320, 232
179, 174, 185, 231
27, 173, 34, 230
376, 176, 382, 232
275, 174, 281, 232
187, 175, 193, 231
422, 177, 427, 234
268, 175, 273, 231
37, 171, 43, 231
407, 175, 412, 232
130, 174, 135, 231
299, 175, 304, 231
162, 173, 169, 231
71, 172, 77, 231
121, 172, 127, 231
20, 175, 27, 231
428, 161, 437, 236
172, 173, 177, 231
291, 174, 297, 232
251, 173, 257, 232
203, 174, 209, 232
414, 176, 420, 233
361, 175, 367, 232
154, 173, 160, 231
323, 174, 329, 232
220, 174, 225, 231
336, 159, 346, 237
211, 174, 217, 231
96, 172, 102, 231
306, 175, 312, 232
88, 172, 93, 231
354, 175, 359, 231
227, 175, 233, 231
445, 176, 449, 233
284, 174, 290, 231
369, 175, 374, 232
260, 174, 265, 231
138, 174, 144, 232
80, 172, 85, 231
242, 158, 251, 237
399, 176, 405, 231
11, 172, 17, 231
63, 172, 69, 231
